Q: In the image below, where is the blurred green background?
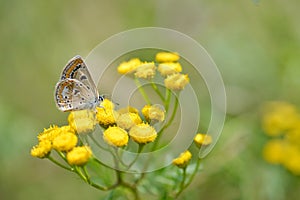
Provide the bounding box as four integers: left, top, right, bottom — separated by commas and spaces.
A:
1, 0, 300, 199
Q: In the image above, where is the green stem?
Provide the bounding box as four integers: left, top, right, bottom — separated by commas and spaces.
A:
164, 89, 171, 112
126, 144, 144, 170
175, 158, 202, 198
74, 166, 88, 182
151, 96, 179, 151
117, 148, 130, 168
164, 96, 179, 129
47, 155, 73, 171
184, 158, 202, 188
89, 134, 110, 152
151, 81, 165, 101
135, 78, 151, 104
138, 95, 179, 175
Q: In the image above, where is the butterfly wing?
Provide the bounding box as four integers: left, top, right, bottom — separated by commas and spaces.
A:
60, 55, 99, 98
54, 78, 99, 112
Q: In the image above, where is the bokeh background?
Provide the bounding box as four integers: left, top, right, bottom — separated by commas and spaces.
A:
1, 0, 300, 199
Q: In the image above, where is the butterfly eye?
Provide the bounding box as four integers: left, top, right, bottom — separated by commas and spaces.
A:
99, 95, 104, 102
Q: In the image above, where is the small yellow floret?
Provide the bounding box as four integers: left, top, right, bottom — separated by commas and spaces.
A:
282, 145, 300, 175
37, 125, 63, 142
117, 106, 139, 114
158, 62, 182, 76
67, 146, 92, 166
52, 131, 78, 152
129, 123, 157, 144
172, 150, 192, 168
156, 52, 180, 62
194, 133, 212, 148
103, 126, 129, 147
134, 62, 156, 79
142, 104, 165, 122
30, 140, 52, 158
262, 102, 299, 136
96, 107, 119, 128
100, 99, 115, 110
116, 112, 142, 130
68, 110, 97, 134
164, 73, 189, 91
263, 140, 285, 164
117, 58, 142, 74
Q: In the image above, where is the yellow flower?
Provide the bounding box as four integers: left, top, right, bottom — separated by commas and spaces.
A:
157, 62, 182, 76
134, 62, 156, 79
142, 104, 165, 122
194, 133, 212, 148
67, 146, 92, 166
117, 58, 142, 74
30, 140, 52, 158
100, 99, 115, 110
164, 73, 189, 91
155, 52, 180, 62
116, 112, 142, 130
96, 107, 119, 128
262, 101, 299, 136
103, 126, 129, 147
262, 140, 286, 164
129, 123, 157, 144
118, 106, 139, 114
37, 125, 63, 142
68, 110, 97, 134
286, 126, 300, 146
52, 131, 78, 152
172, 150, 192, 168
282, 145, 300, 175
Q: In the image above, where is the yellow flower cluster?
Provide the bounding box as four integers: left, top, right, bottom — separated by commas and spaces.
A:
96, 99, 119, 128
100, 102, 160, 146
117, 52, 189, 91
31, 98, 164, 165
262, 101, 300, 175
31, 125, 92, 165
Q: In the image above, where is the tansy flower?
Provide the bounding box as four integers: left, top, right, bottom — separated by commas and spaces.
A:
68, 110, 97, 134
103, 126, 129, 147
52, 131, 78, 152
142, 104, 165, 122
37, 125, 63, 143
155, 52, 180, 62
282, 144, 300, 175
118, 106, 139, 114
129, 123, 157, 144
30, 140, 52, 158
263, 139, 286, 164
157, 62, 182, 76
286, 126, 300, 146
172, 150, 192, 168
194, 133, 212, 148
262, 101, 299, 136
100, 99, 115, 110
67, 146, 92, 166
134, 62, 156, 79
117, 58, 142, 74
116, 112, 142, 130
164, 73, 189, 91
96, 107, 119, 128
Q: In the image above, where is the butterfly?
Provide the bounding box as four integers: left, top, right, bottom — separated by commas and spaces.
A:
54, 55, 104, 112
